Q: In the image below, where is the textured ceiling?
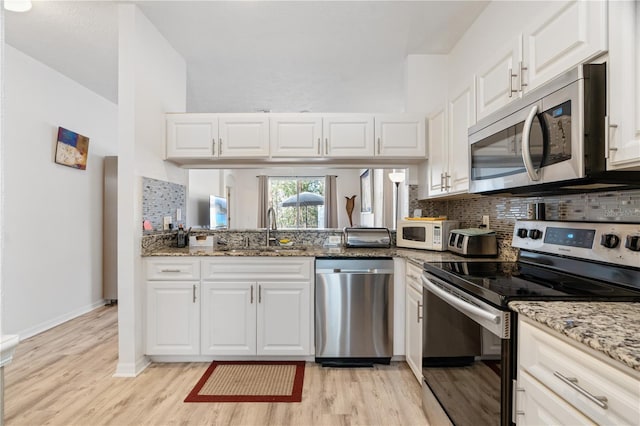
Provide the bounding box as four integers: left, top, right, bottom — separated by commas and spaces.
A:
5, 1, 488, 110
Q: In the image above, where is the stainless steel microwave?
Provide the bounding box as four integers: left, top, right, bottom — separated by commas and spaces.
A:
396, 219, 459, 251
468, 63, 640, 195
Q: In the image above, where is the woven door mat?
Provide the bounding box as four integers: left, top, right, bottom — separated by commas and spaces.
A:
185, 361, 305, 403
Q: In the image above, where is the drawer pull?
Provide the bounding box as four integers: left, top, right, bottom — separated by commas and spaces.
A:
554, 371, 608, 409
160, 269, 182, 273
417, 301, 423, 323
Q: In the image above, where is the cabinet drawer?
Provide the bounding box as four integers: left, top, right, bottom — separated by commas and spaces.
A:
406, 261, 423, 292
202, 257, 313, 281
145, 258, 200, 280
519, 320, 640, 425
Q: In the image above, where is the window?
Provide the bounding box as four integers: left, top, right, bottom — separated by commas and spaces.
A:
269, 177, 325, 229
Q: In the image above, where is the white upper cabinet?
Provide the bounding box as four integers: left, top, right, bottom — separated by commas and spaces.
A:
322, 114, 375, 157
218, 114, 270, 158
426, 80, 475, 198
269, 114, 323, 157
166, 113, 217, 159
447, 81, 475, 194
427, 107, 447, 196
476, 36, 522, 121
374, 114, 426, 158
522, 0, 607, 93
607, 0, 640, 170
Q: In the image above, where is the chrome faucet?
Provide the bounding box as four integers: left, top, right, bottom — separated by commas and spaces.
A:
266, 207, 277, 247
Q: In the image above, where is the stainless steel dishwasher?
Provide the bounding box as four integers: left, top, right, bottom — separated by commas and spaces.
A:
315, 228, 393, 366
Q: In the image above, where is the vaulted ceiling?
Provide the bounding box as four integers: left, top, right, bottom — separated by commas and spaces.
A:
5, 1, 488, 111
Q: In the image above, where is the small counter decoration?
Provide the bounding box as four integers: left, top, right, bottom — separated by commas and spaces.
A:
345, 195, 356, 226
55, 126, 89, 170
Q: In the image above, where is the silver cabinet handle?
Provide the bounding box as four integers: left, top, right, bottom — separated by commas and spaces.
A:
250, 285, 254, 304
325, 138, 329, 155
161, 269, 181, 273
508, 67, 518, 98
417, 301, 422, 323
519, 61, 528, 91
192, 284, 196, 303
440, 173, 444, 191
521, 104, 541, 181
317, 138, 321, 155
377, 137, 381, 154
553, 371, 608, 409
212, 139, 216, 155
445, 173, 451, 190
218, 138, 222, 156
258, 284, 262, 303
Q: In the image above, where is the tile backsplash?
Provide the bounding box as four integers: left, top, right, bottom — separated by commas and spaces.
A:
142, 177, 187, 232
410, 187, 640, 258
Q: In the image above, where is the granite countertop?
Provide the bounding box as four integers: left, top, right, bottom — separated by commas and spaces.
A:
145, 245, 470, 263
510, 301, 640, 373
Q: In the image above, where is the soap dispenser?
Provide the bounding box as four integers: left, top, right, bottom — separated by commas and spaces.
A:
177, 224, 187, 248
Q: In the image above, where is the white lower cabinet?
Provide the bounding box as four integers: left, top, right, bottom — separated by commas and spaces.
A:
200, 281, 256, 356
146, 281, 200, 355
405, 261, 423, 382
516, 317, 640, 425
145, 257, 313, 358
200, 257, 314, 357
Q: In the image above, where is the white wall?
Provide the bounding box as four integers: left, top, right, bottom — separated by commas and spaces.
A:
405, 54, 448, 115
2, 45, 118, 338
116, 4, 187, 376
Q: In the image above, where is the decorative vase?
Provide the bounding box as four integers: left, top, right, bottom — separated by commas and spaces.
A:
345, 195, 356, 226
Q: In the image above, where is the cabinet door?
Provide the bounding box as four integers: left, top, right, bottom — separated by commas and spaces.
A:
256, 282, 311, 356
476, 36, 522, 120
607, 0, 640, 170
323, 115, 375, 157
427, 107, 447, 197
200, 282, 256, 355
218, 115, 270, 158
517, 371, 596, 426
523, 0, 607, 92
166, 114, 217, 159
447, 81, 475, 194
374, 114, 426, 158
405, 284, 422, 383
146, 282, 199, 355
270, 114, 323, 157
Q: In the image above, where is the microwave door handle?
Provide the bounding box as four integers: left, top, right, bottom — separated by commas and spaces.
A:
421, 275, 500, 324
521, 104, 541, 181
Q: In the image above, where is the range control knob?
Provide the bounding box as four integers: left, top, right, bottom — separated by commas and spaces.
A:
625, 235, 640, 252
517, 228, 529, 238
600, 234, 621, 249
528, 229, 543, 240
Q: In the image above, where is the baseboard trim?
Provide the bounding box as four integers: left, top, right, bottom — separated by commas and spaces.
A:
114, 356, 150, 377
16, 300, 107, 341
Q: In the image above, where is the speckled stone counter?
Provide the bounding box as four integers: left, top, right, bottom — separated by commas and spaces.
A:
144, 245, 471, 264
510, 301, 640, 372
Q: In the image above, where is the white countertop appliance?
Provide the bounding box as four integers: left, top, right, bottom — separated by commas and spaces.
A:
396, 219, 460, 251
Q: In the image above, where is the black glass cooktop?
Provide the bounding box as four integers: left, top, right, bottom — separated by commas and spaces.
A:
423, 261, 640, 308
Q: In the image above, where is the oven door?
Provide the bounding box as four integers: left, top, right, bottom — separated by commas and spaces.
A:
421, 272, 515, 426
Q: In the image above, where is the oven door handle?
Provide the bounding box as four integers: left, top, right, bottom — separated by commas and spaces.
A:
521, 104, 541, 182
421, 275, 500, 324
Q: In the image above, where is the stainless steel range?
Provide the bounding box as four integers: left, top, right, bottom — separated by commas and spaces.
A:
421, 220, 640, 426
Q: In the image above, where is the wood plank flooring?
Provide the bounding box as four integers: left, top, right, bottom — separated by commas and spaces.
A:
4, 306, 428, 425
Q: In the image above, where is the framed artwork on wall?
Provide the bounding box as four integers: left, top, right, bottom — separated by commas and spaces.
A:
360, 169, 373, 213
55, 127, 89, 170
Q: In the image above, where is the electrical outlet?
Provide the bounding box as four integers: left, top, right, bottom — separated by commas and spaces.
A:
482, 215, 490, 228
163, 216, 172, 231
176, 208, 182, 221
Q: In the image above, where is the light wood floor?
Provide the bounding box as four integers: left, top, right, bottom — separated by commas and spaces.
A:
4, 305, 428, 425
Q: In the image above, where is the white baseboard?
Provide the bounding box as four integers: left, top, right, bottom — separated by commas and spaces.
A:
17, 300, 107, 341
114, 355, 150, 377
